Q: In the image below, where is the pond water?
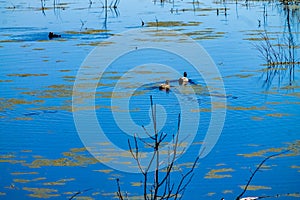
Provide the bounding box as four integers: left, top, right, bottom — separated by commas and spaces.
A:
0, 0, 300, 199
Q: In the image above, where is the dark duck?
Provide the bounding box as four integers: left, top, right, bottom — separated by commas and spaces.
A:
48, 32, 61, 39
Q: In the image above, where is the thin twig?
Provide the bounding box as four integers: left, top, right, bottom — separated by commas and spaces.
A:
235, 150, 290, 200
116, 178, 124, 200
69, 188, 93, 200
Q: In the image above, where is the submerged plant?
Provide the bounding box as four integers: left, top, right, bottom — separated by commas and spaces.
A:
254, 0, 299, 89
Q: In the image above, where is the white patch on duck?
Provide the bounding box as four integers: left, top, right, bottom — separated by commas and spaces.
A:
159, 80, 170, 91
178, 72, 189, 85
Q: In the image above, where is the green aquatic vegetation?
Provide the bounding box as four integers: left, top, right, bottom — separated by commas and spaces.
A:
239, 141, 300, 159
291, 165, 300, 172
185, 29, 225, 40
131, 182, 143, 187
22, 187, 60, 198
0, 79, 12, 82
0, 39, 23, 43
284, 193, 300, 197
65, 29, 109, 35
205, 168, 234, 179
207, 192, 216, 197
244, 37, 276, 41
0, 98, 44, 111
228, 105, 268, 111
62, 75, 75, 79
22, 148, 99, 168
191, 108, 211, 112
262, 61, 300, 66
0, 154, 15, 159
59, 69, 70, 72
255, 164, 273, 170
222, 190, 233, 194
21, 91, 38, 95
14, 117, 33, 121
11, 171, 38, 175
238, 185, 271, 191
7, 73, 48, 77
224, 73, 255, 79
34, 84, 73, 99
70, 147, 87, 153
280, 85, 300, 90
32, 48, 45, 51
147, 21, 202, 27
266, 113, 291, 117
287, 92, 300, 98
93, 169, 113, 174
237, 147, 285, 158
13, 179, 31, 183
76, 41, 114, 46
43, 178, 75, 186
251, 116, 264, 121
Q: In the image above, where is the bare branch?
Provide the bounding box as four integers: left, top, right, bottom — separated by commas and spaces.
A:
235, 149, 290, 200
69, 188, 93, 200
116, 178, 124, 200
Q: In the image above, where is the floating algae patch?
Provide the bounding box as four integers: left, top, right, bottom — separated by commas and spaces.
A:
59, 69, 71, 72
0, 79, 12, 82
239, 185, 271, 190
266, 113, 291, 118
7, 73, 48, 77
239, 141, 300, 158
13, 179, 31, 183
14, 177, 46, 184
70, 147, 87, 153
93, 169, 113, 174
14, 117, 33, 121
0, 98, 44, 111
255, 164, 274, 170
243, 37, 276, 41
224, 73, 255, 79
11, 171, 39, 175
251, 116, 264, 121
207, 192, 216, 197
22, 187, 60, 198
32, 48, 45, 51
24, 149, 98, 168
131, 182, 143, 187
186, 29, 225, 40
65, 29, 109, 35
76, 41, 114, 47
222, 190, 233, 194
36, 84, 73, 99
287, 92, 300, 98
147, 21, 201, 27
227, 105, 268, 111
284, 193, 300, 197
291, 165, 300, 172
205, 168, 234, 179
280, 85, 300, 90
191, 108, 211, 113
43, 178, 75, 186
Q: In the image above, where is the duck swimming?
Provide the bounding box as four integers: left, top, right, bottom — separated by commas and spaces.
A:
159, 80, 170, 91
178, 72, 189, 85
48, 32, 61, 39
